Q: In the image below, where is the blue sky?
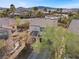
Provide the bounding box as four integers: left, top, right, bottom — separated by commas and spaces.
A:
0, 0, 79, 8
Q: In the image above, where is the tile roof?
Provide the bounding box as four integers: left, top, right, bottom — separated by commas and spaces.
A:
69, 19, 79, 34
0, 18, 16, 27
23, 18, 58, 31
27, 18, 58, 27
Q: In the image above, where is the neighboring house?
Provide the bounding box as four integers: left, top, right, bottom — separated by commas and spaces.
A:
23, 18, 58, 40
62, 14, 69, 19
68, 19, 79, 34
25, 18, 58, 32
10, 13, 21, 16
0, 18, 16, 29
0, 27, 11, 40
45, 15, 60, 20
62, 9, 72, 13
0, 18, 17, 39
0, 18, 16, 58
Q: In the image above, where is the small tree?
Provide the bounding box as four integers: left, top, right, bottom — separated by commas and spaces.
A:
32, 27, 67, 59
32, 26, 79, 59
0, 9, 10, 17
36, 11, 44, 17
32, 7, 38, 11
15, 16, 21, 26
17, 20, 29, 31
0, 40, 5, 49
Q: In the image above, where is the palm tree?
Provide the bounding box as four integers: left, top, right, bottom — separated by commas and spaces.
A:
10, 4, 16, 16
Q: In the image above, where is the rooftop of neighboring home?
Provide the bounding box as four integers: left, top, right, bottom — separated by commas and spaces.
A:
68, 19, 79, 34
45, 15, 60, 20
23, 18, 58, 32
25, 18, 58, 26
0, 18, 16, 39
0, 18, 16, 28
0, 27, 12, 40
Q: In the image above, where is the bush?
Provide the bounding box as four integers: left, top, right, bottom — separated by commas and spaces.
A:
17, 20, 29, 31
32, 26, 79, 59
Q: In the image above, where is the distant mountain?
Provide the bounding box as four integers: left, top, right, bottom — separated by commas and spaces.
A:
0, 7, 7, 10
0, 6, 79, 13
16, 7, 27, 12
27, 6, 54, 11
32, 6, 53, 9
16, 6, 54, 12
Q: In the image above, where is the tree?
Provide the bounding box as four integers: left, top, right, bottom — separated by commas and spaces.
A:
15, 16, 21, 27
0, 4, 16, 18
0, 8, 10, 17
63, 31, 79, 59
36, 11, 44, 17
56, 8, 62, 13
32, 26, 79, 59
6, 9, 10, 16
20, 21, 29, 30
10, 4, 16, 15
48, 10, 51, 14
0, 12, 4, 17
32, 7, 39, 17
59, 8, 63, 22
28, 11, 32, 17
4, 8, 10, 17
68, 12, 73, 17
60, 8, 63, 13
44, 8, 47, 12
42, 27, 67, 59
56, 8, 60, 11
32, 27, 67, 59
32, 7, 38, 11
17, 20, 29, 31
